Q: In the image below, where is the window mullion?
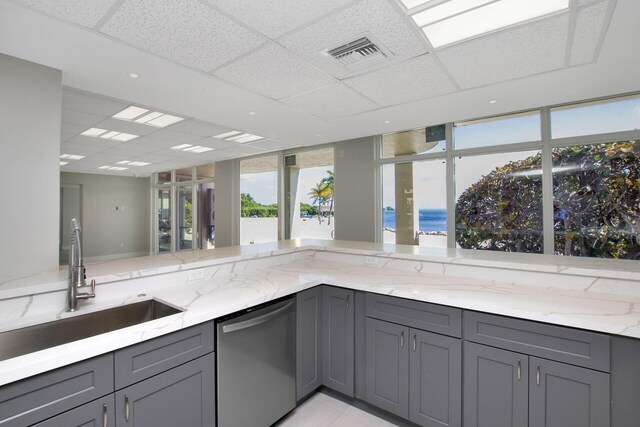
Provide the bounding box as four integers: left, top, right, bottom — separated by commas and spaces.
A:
541, 107, 555, 255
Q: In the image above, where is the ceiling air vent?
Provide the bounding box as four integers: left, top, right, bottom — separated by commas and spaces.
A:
325, 37, 389, 70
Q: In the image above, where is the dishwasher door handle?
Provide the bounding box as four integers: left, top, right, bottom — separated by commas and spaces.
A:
222, 300, 294, 333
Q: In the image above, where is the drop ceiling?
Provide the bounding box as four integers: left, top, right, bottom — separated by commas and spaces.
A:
0, 0, 638, 177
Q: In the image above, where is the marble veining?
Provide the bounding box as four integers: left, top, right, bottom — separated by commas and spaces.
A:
2, 240, 640, 386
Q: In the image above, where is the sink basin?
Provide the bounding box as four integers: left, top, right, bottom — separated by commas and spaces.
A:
0, 299, 182, 362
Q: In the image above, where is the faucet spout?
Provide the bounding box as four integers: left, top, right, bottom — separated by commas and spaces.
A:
66, 218, 95, 312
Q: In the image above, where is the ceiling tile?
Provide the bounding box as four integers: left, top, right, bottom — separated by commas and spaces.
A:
569, 1, 610, 66
436, 14, 570, 89
279, 0, 427, 79
245, 139, 299, 151
344, 54, 456, 106
206, 138, 247, 150
61, 142, 108, 155
214, 145, 266, 158
213, 44, 336, 100
10, 0, 119, 28
63, 89, 127, 116
281, 83, 378, 120
61, 121, 87, 136
167, 119, 229, 137
145, 129, 205, 145
62, 109, 105, 126
205, 0, 354, 39
100, 0, 265, 71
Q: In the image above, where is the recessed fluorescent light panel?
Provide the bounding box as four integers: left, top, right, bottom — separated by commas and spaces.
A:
98, 165, 129, 171
60, 154, 85, 160
81, 128, 139, 141
112, 106, 184, 128
117, 160, 151, 166
59, 161, 69, 166
213, 130, 264, 144
170, 144, 214, 153
410, 0, 569, 48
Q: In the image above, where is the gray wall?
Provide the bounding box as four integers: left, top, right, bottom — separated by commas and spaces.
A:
0, 54, 61, 283
334, 136, 378, 243
60, 172, 151, 261
213, 159, 239, 247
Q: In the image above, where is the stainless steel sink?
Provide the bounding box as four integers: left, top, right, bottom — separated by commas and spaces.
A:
0, 299, 182, 361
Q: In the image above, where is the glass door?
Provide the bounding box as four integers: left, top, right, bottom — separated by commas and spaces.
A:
157, 188, 172, 253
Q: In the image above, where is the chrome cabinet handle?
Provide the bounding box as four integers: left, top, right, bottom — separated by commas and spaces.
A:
536, 364, 541, 386
346, 294, 350, 310
517, 359, 521, 381
412, 334, 417, 352
125, 395, 130, 422
400, 331, 404, 348
103, 404, 108, 427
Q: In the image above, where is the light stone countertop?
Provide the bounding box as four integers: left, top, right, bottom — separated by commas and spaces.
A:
1, 239, 640, 387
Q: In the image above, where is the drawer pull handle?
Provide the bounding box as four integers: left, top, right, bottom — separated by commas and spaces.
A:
412, 334, 417, 352
125, 395, 130, 422
346, 294, 350, 310
536, 364, 540, 386
103, 404, 108, 427
400, 331, 404, 348
517, 359, 521, 381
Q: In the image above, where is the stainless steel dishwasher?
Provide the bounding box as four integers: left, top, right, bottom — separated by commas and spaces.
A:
216, 296, 296, 427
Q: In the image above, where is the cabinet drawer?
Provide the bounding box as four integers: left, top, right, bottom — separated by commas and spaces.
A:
114, 321, 214, 389
464, 311, 610, 372
0, 353, 113, 427
366, 293, 462, 338
32, 395, 115, 427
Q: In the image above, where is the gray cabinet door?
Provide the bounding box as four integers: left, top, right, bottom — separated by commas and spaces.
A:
409, 329, 461, 427
529, 357, 610, 427
33, 395, 115, 427
365, 318, 409, 418
463, 342, 528, 427
115, 353, 215, 427
322, 286, 355, 396
296, 286, 323, 400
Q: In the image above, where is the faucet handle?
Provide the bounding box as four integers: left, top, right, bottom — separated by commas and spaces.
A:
89, 279, 96, 295
77, 279, 96, 301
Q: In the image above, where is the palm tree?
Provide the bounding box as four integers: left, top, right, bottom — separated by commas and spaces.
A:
309, 182, 330, 224
321, 170, 334, 225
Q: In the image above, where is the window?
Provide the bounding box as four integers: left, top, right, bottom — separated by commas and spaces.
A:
285, 148, 334, 240
551, 95, 640, 139
240, 155, 278, 245
455, 151, 543, 253
382, 159, 447, 247
379, 92, 640, 260
454, 111, 541, 149
153, 165, 215, 254
553, 140, 640, 259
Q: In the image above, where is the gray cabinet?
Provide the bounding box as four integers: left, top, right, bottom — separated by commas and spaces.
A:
463, 342, 528, 427
296, 286, 323, 400
464, 342, 610, 427
322, 286, 355, 396
114, 353, 215, 427
529, 357, 610, 427
365, 318, 462, 427
409, 329, 461, 427
365, 318, 409, 418
0, 353, 114, 427
32, 396, 115, 427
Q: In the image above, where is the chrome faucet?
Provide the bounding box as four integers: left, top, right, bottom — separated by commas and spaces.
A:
66, 218, 95, 312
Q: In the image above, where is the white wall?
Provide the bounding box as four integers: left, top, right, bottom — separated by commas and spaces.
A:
0, 53, 61, 283
60, 172, 150, 261
334, 136, 378, 242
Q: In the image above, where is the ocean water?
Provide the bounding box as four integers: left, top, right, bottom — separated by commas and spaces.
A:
383, 209, 447, 232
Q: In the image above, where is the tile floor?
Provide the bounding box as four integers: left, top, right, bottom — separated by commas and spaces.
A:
275, 392, 397, 427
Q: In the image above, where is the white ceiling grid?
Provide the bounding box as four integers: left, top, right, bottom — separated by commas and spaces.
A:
3, 0, 622, 176
212, 43, 337, 100
278, 0, 428, 79
569, 1, 610, 66
204, 0, 357, 39
344, 54, 457, 106
100, 0, 265, 71
282, 83, 379, 120
437, 14, 571, 89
